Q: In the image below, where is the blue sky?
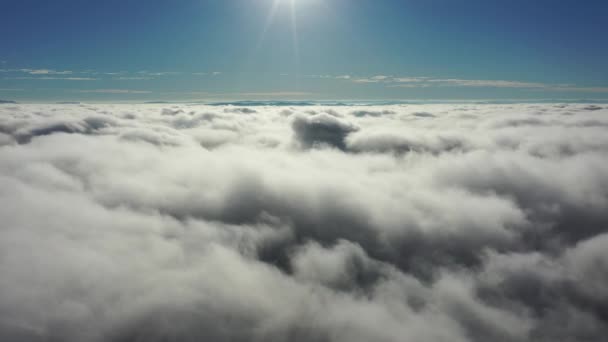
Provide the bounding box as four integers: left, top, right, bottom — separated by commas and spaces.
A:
1, 0, 607, 101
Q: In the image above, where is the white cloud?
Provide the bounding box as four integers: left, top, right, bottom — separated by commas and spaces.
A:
74, 89, 152, 94
21, 69, 73, 75
549, 86, 608, 93
9, 76, 98, 81
427, 78, 547, 88
234, 91, 313, 97
304, 74, 334, 79
344, 75, 607, 92
1, 102, 608, 341
114, 77, 154, 81
137, 71, 182, 76
352, 75, 392, 83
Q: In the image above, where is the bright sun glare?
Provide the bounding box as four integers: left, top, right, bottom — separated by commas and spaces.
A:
256, 0, 307, 69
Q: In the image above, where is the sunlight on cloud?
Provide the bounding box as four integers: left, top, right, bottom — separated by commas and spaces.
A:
0, 102, 607, 341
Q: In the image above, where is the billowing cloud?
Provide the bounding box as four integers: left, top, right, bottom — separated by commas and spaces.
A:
0, 102, 607, 341
292, 113, 358, 150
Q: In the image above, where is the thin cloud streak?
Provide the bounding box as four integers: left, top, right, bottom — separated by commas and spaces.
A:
8, 77, 98, 81
74, 89, 152, 94
351, 75, 608, 92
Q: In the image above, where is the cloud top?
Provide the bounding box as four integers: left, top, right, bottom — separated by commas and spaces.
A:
0, 102, 608, 341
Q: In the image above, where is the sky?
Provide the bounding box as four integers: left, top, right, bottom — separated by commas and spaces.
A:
2, 2, 608, 339
1, 0, 608, 102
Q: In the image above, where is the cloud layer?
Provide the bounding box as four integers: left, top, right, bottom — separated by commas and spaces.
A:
0, 102, 607, 341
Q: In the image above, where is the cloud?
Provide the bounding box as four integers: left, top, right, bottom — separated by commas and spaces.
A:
549, 86, 608, 93
137, 71, 182, 76
0, 102, 607, 341
235, 92, 313, 98
393, 77, 430, 83
347, 75, 608, 92
21, 69, 73, 75
224, 107, 257, 114
114, 77, 154, 81
292, 113, 359, 150
10, 77, 98, 81
387, 77, 547, 88
304, 74, 334, 79
426, 79, 547, 88
352, 75, 392, 83
74, 89, 152, 94
350, 109, 395, 117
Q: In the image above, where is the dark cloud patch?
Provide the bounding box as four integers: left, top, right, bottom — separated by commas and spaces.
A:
13, 116, 117, 144
583, 105, 603, 111
224, 107, 257, 114
292, 114, 358, 150
412, 112, 436, 118
347, 132, 471, 155
350, 110, 395, 117
161, 108, 185, 116
490, 118, 551, 128
171, 112, 218, 129
291, 240, 389, 293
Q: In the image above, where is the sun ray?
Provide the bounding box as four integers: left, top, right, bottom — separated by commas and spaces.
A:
253, 0, 282, 54
289, 0, 300, 74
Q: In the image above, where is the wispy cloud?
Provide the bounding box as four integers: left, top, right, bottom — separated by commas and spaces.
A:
304, 75, 334, 79
547, 86, 608, 93
0, 68, 74, 75
137, 71, 182, 77
389, 83, 431, 88
354, 75, 546, 88
74, 89, 152, 94
234, 91, 312, 97
347, 74, 608, 92
22, 69, 73, 75
101, 72, 128, 76
8, 77, 98, 81
114, 77, 154, 81
192, 71, 222, 76
161, 91, 312, 98
392, 77, 430, 83
352, 75, 392, 83
425, 78, 547, 88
